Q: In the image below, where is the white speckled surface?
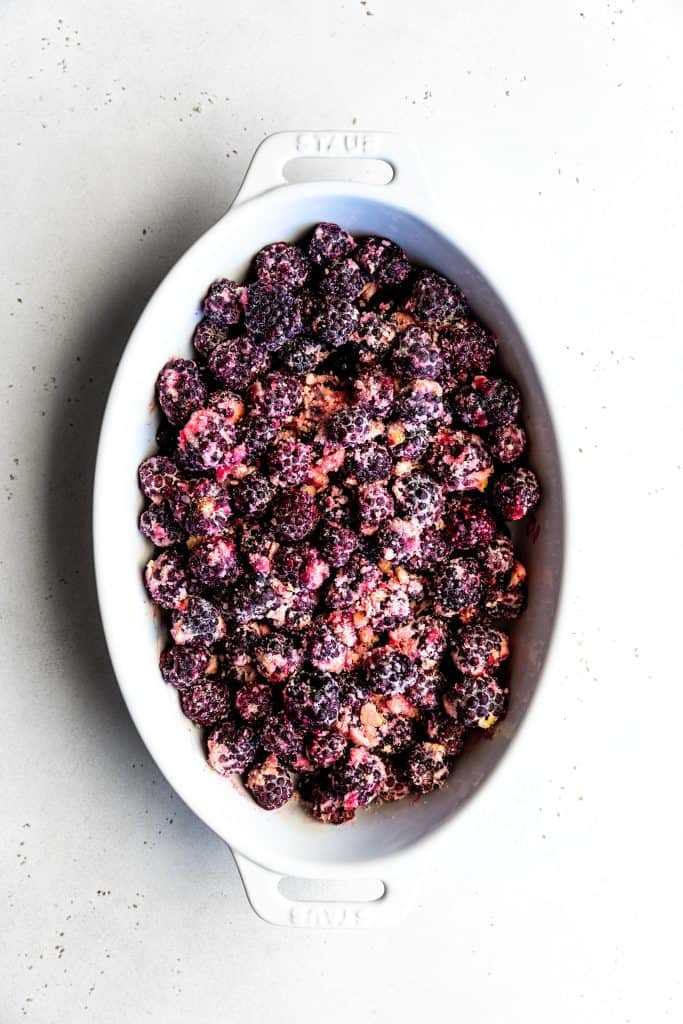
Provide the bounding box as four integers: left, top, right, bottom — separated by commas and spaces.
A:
1, 1, 682, 1021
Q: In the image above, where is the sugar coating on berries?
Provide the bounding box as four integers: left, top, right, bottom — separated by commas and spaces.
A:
307, 731, 347, 768
345, 441, 392, 485
308, 222, 356, 264
157, 359, 207, 426
180, 479, 233, 537
352, 368, 395, 416
478, 533, 515, 582
330, 748, 386, 809
317, 522, 358, 568
451, 624, 510, 677
392, 472, 444, 527
193, 319, 230, 360
355, 237, 411, 286
432, 556, 483, 617
390, 327, 444, 381
311, 298, 360, 347
187, 536, 240, 588
426, 429, 493, 492
144, 548, 189, 610
283, 671, 341, 732
180, 680, 232, 727
444, 494, 497, 551
271, 489, 320, 540
364, 647, 418, 695
255, 242, 309, 290
492, 466, 541, 521
357, 483, 395, 534
209, 336, 269, 390
267, 437, 313, 487
320, 257, 365, 302
254, 632, 303, 683
171, 596, 226, 646
246, 755, 294, 810
244, 282, 302, 350
249, 371, 302, 423
351, 312, 396, 364
261, 712, 306, 765
407, 742, 449, 793
160, 643, 214, 690
452, 375, 521, 429
409, 270, 468, 326
326, 406, 371, 446
139, 456, 180, 505
489, 423, 527, 463
202, 278, 246, 326
207, 720, 258, 774
442, 321, 497, 377
278, 332, 329, 374
140, 503, 184, 547
445, 675, 508, 729
232, 472, 274, 518
177, 408, 236, 472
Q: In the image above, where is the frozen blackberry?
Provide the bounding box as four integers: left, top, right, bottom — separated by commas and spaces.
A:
253, 632, 303, 683
364, 648, 417, 696
426, 429, 493, 492
202, 278, 246, 326
377, 713, 415, 755
330, 748, 386, 809
193, 319, 229, 360
171, 595, 226, 646
311, 297, 360, 347
232, 472, 274, 518
444, 675, 508, 729
222, 623, 259, 680
385, 421, 431, 461
443, 494, 497, 550
451, 624, 510, 677
187, 536, 240, 588
307, 623, 348, 673
452, 375, 521, 429
248, 371, 302, 424
235, 681, 273, 722
478, 533, 515, 583
206, 389, 245, 424
272, 584, 317, 633
352, 368, 395, 417
139, 502, 184, 547
230, 574, 280, 624
308, 222, 356, 264
392, 472, 444, 527
278, 332, 329, 375
488, 423, 527, 464
156, 358, 208, 426
304, 778, 355, 824
376, 518, 422, 564
138, 455, 180, 505
394, 379, 446, 427
282, 670, 341, 732
345, 442, 391, 485
246, 755, 294, 810
326, 406, 371, 445
407, 741, 449, 794
261, 712, 306, 765
307, 730, 347, 768
244, 282, 302, 351
180, 679, 232, 727
144, 548, 189, 610
179, 478, 233, 537
406, 664, 446, 710
273, 543, 330, 591
316, 522, 358, 569
207, 719, 258, 774
357, 483, 395, 534
271, 489, 320, 540
254, 242, 309, 290
441, 320, 497, 377
267, 437, 313, 487
177, 408, 236, 472
491, 466, 541, 521
390, 327, 444, 380
425, 711, 465, 756
380, 759, 411, 802
405, 526, 449, 572
408, 269, 468, 326
239, 415, 278, 458
159, 643, 214, 690
351, 312, 396, 364
355, 237, 411, 286
365, 579, 412, 630
208, 335, 269, 390
320, 256, 365, 302
484, 560, 528, 621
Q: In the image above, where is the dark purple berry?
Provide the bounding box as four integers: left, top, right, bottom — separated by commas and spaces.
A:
407, 741, 449, 793
452, 375, 521, 429
206, 389, 245, 423
208, 335, 269, 390
352, 368, 395, 416
306, 623, 348, 674
478, 533, 515, 583
207, 719, 258, 773
177, 407, 236, 472
178, 478, 233, 537
244, 282, 302, 351
156, 358, 207, 426
248, 371, 302, 424
267, 437, 313, 486
308, 222, 356, 265
230, 574, 280, 624
283, 671, 341, 732
235, 682, 273, 722
394, 379, 446, 426
202, 278, 246, 326
255, 242, 309, 290
316, 522, 358, 568
451, 624, 510, 677
139, 502, 184, 547
345, 442, 392, 485
278, 332, 329, 374
307, 731, 347, 768
444, 675, 508, 729
355, 237, 411, 286
392, 472, 444, 527
193, 319, 230, 360
253, 632, 303, 683
357, 483, 395, 533
425, 710, 466, 756
271, 489, 319, 540
144, 548, 189, 610
390, 327, 444, 380
232, 472, 274, 518
406, 664, 446, 710
187, 535, 240, 588
311, 297, 359, 346
488, 423, 527, 463
483, 561, 527, 621
426, 429, 493, 492
246, 755, 294, 810
491, 467, 541, 521
180, 680, 232, 727
326, 406, 371, 445
443, 494, 497, 550
320, 257, 365, 301
171, 595, 226, 646
351, 312, 396, 364
329, 748, 386, 809
408, 269, 468, 326
261, 712, 306, 766
441, 320, 497, 378
376, 517, 422, 564
364, 648, 417, 695
139, 455, 180, 505
159, 643, 214, 689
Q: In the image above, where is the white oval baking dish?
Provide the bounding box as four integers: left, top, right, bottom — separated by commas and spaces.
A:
93, 131, 565, 928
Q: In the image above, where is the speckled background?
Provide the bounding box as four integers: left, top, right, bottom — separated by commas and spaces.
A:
1, 1, 681, 1021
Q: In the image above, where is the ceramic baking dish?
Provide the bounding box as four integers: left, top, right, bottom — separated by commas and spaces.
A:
93, 131, 565, 927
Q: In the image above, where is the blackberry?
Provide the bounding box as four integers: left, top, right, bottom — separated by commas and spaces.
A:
138, 455, 180, 505
394, 379, 446, 427
376, 517, 422, 564
261, 712, 306, 765
392, 472, 444, 527
339, 673, 373, 714
207, 719, 258, 774
320, 257, 365, 302
193, 319, 230, 360
278, 332, 329, 375
355, 237, 411, 286
329, 748, 386, 809
156, 358, 208, 426
307, 730, 347, 768
307, 222, 356, 265
248, 371, 302, 423
352, 368, 395, 416
208, 336, 269, 390
311, 298, 360, 347
274, 586, 317, 633
345, 442, 392, 485
452, 375, 521, 429
177, 408, 236, 472
415, 615, 449, 663
408, 269, 468, 326
380, 759, 411, 802
206, 389, 245, 423
357, 483, 395, 533
229, 574, 280, 624
325, 554, 381, 609
451, 624, 510, 677
316, 522, 358, 568
180, 680, 232, 727
407, 741, 449, 794
253, 632, 303, 683
426, 429, 493, 492
179, 479, 233, 537
483, 560, 528, 621
159, 643, 214, 690
271, 489, 320, 540
244, 282, 302, 350
326, 406, 371, 446
254, 242, 309, 290
405, 525, 449, 571
238, 521, 279, 575
443, 494, 497, 550
385, 421, 430, 461
444, 675, 508, 729
267, 437, 313, 487
351, 312, 396, 364
246, 755, 294, 810
364, 648, 417, 695
144, 548, 189, 610
491, 467, 541, 521
425, 711, 465, 756
283, 671, 341, 732
232, 472, 274, 518
304, 778, 355, 824
171, 595, 226, 646
187, 536, 240, 589
202, 278, 246, 326
478, 533, 515, 583
441, 320, 497, 377
365, 580, 411, 631
377, 713, 415, 755
235, 682, 274, 722
306, 622, 348, 674
488, 423, 527, 464
273, 543, 330, 591
222, 623, 259, 680
240, 415, 278, 458
139, 502, 184, 548
390, 327, 444, 380
406, 664, 446, 710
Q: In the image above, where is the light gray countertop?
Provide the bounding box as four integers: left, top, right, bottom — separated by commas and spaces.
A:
1, 1, 681, 1021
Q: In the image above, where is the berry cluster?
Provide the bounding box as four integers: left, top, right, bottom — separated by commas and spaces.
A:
139, 224, 541, 821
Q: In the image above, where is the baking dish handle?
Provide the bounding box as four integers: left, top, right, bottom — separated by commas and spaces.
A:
231, 130, 432, 208
233, 850, 421, 928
